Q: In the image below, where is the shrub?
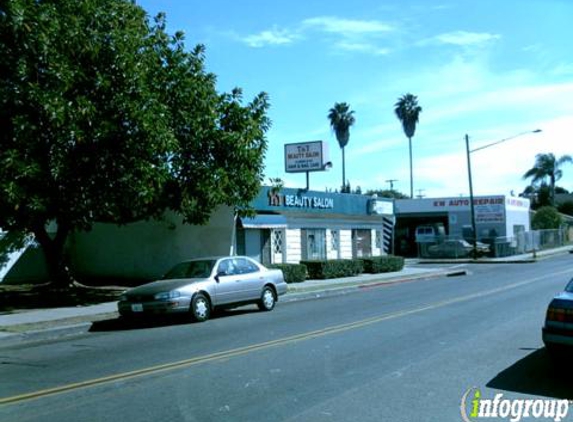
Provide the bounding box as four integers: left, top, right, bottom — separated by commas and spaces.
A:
300, 259, 363, 279
267, 263, 307, 284
532, 206, 563, 230
361, 255, 404, 273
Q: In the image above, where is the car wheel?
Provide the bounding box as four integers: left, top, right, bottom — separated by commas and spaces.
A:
191, 293, 210, 322
258, 286, 276, 311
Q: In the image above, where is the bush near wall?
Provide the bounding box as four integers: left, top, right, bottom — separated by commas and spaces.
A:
268, 263, 307, 284
361, 255, 405, 274
300, 259, 364, 280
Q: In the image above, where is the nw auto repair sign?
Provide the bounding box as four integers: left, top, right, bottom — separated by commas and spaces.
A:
432, 197, 505, 223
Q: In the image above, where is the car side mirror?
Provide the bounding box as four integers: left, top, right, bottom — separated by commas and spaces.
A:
215, 271, 226, 282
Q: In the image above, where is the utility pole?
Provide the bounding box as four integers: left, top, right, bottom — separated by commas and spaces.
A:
465, 129, 541, 260
385, 179, 398, 190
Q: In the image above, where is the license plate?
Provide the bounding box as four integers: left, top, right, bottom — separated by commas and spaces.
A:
131, 304, 144, 312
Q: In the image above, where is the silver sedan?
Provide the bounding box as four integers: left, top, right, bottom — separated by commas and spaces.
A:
118, 256, 287, 322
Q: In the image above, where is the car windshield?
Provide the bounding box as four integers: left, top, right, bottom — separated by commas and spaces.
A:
162, 260, 216, 280
565, 279, 573, 293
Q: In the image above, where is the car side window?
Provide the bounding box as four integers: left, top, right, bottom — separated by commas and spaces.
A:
235, 258, 258, 274
218, 259, 234, 276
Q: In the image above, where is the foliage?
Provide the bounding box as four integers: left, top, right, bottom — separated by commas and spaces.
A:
268, 263, 307, 284
394, 93, 422, 139
301, 259, 363, 280
327, 102, 355, 149
557, 201, 573, 217
361, 256, 404, 273
328, 102, 355, 190
532, 206, 563, 230
523, 153, 572, 205
366, 189, 409, 199
0, 0, 270, 286
521, 184, 552, 210
394, 93, 422, 198
268, 177, 284, 195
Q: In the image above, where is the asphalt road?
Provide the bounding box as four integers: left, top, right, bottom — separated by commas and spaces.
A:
1, 255, 573, 422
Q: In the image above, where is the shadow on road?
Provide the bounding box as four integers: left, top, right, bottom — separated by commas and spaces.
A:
487, 348, 573, 400
88, 308, 258, 332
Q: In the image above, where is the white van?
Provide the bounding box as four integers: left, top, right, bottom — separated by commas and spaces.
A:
415, 225, 445, 243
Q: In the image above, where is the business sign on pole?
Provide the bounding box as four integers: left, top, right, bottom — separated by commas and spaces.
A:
284, 141, 330, 173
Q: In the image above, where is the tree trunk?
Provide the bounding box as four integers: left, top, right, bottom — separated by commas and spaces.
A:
342, 147, 346, 192
550, 174, 556, 206
408, 136, 413, 198
33, 221, 75, 288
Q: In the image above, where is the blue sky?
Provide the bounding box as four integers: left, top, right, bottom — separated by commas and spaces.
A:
138, 0, 573, 198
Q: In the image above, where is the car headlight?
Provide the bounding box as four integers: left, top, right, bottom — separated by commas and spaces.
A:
154, 291, 181, 300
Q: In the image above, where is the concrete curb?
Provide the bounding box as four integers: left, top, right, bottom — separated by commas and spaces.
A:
0, 323, 94, 348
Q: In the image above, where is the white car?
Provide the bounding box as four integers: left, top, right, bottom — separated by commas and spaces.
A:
118, 256, 287, 322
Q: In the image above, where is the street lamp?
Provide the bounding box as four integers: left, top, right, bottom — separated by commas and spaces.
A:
465, 129, 542, 258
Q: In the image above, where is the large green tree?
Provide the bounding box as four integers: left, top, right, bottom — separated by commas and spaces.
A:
394, 93, 422, 198
523, 153, 572, 206
328, 102, 355, 192
0, 0, 270, 286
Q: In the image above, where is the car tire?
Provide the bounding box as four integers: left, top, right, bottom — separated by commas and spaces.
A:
258, 286, 276, 312
191, 293, 211, 322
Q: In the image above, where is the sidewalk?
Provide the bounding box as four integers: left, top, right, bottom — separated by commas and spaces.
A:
417, 244, 573, 264
0, 265, 464, 346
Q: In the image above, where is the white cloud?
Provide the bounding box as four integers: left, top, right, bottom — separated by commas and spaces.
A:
238, 16, 394, 56
242, 27, 298, 48
303, 16, 394, 36
335, 41, 390, 56
552, 63, 573, 76
420, 31, 501, 47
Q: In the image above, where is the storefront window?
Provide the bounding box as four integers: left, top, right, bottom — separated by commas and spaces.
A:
331, 230, 339, 251
272, 229, 284, 255
352, 229, 372, 258
301, 229, 326, 260
375, 230, 382, 249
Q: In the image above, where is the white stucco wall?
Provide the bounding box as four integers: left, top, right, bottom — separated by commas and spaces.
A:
339, 230, 353, 259
69, 207, 234, 281
285, 229, 302, 263
505, 198, 531, 236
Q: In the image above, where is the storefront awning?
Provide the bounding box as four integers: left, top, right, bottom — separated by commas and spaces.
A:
240, 215, 288, 229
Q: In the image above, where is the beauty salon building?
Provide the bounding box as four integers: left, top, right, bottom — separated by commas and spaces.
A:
236, 186, 395, 265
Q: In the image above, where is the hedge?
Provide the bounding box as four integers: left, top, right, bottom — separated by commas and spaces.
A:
268, 263, 307, 284
361, 255, 404, 274
300, 259, 364, 280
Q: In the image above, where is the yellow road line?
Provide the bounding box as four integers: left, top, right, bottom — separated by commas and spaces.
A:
1, 268, 569, 406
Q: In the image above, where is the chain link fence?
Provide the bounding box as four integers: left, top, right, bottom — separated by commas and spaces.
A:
417, 226, 572, 259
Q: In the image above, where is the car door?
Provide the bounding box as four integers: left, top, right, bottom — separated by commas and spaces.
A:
233, 257, 265, 301
214, 258, 260, 305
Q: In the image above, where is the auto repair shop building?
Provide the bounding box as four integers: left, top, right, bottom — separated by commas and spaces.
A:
393, 195, 531, 256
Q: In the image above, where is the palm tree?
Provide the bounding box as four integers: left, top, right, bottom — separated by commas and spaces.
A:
523, 153, 572, 205
328, 102, 355, 191
394, 93, 422, 198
